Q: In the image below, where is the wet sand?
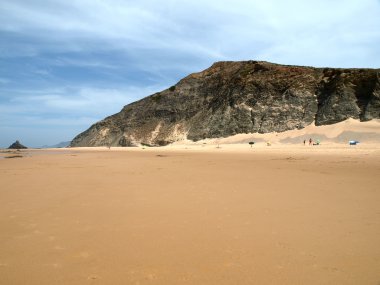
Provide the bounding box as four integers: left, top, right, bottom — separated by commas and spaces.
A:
1, 146, 380, 284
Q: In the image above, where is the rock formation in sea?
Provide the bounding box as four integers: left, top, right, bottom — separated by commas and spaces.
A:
8, 140, 28, 149
71, 61, 380, 147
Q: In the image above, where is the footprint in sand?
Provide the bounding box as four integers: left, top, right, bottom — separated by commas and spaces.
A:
43, 263, 62, 269
224, 262, 241, 268
52, 263, 61, 269
24, 223, 37, 229
79, 251, 90, 258
146, 273, 157, 280
87, 275, 100, 280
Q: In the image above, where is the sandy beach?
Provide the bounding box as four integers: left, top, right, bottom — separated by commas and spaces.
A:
3, 0, 380, 283
1, 142, 380, 285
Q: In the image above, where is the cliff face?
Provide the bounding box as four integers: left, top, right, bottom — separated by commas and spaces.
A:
71, 61, 380, 147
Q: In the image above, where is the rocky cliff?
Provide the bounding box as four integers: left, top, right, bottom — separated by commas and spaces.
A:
71, 61, 380, 147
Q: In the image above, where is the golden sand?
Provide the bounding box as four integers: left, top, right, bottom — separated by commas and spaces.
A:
1, 144, 380, 284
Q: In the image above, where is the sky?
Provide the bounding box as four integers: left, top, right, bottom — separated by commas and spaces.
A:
1, 0, 380, 147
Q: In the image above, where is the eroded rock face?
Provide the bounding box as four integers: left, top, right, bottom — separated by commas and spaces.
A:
71, 61, 380, 147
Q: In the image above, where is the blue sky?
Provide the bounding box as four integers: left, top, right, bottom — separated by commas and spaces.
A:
1, 0, 380, 147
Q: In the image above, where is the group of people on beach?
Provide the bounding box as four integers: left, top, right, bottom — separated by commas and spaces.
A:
304, 138, 320, 146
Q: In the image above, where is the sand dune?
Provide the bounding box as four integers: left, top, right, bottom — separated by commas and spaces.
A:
171, 118, 380, 146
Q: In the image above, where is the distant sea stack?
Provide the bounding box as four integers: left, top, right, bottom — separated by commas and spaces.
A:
8, 140, 28, 149
71, 61, 380, 147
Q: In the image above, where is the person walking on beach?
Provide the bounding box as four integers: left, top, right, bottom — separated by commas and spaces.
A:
303, 139, 306, 145
309, 138, 312, 146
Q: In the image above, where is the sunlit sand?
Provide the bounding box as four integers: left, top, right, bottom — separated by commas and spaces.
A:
1, 120, 380, 284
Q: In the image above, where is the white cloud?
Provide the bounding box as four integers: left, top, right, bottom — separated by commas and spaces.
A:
2, 0, 379, 66
6, 85, 164, 115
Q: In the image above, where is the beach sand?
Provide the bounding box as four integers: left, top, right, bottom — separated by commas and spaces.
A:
1, 142, 380, 285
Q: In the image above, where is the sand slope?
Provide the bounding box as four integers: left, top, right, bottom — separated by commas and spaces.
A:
170, 118, 380, 146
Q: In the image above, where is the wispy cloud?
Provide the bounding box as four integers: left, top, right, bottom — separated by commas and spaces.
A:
51, 58, 119, 69
2, 85, 163, 116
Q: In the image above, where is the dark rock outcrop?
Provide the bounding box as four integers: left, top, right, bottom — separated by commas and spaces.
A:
8, 140, 27, 149
71, 61, 380, 147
